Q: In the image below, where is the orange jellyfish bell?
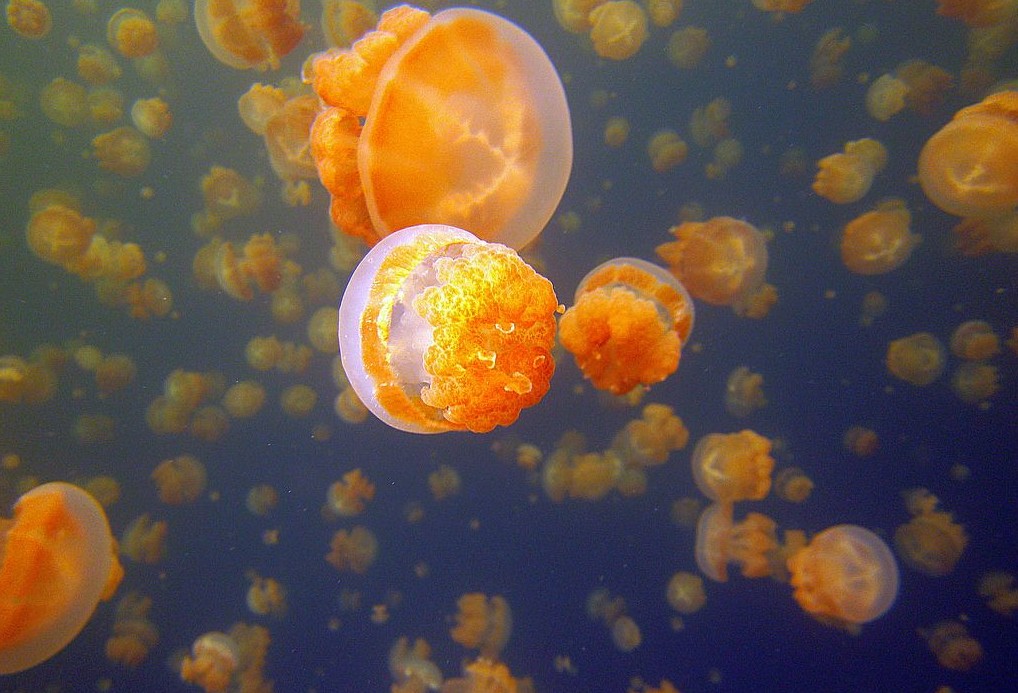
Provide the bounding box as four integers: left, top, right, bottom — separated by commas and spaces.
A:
311, 5, 572, 249
338, 224, 559, 434
0, 482, 123, 674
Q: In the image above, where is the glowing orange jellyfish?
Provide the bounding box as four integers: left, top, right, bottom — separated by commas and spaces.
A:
840, 199, 921, 275
309, 5, 572, 249
0, 482, 123, 674
694, 503, 779, 582
338, 224, 558, 434
918, 91, 1018, 219
691, 429, 775, 504
193, 0, 307, 71
787, 525, 899, 625
559, 257, 694, 395
655, 216, 768, 306
812, 138, 888, 204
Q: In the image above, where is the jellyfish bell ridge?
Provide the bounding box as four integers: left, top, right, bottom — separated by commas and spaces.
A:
358, 7, 573, 250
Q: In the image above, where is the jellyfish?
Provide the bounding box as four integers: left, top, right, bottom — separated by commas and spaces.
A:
92, 126, 152, 177
151, 455, 207, 505
843, 425, 879, 457
107, 8, 159, 58
26, 203, 97, 269
774, 467, 814, 503
245, 571, 287, 618
450, 593, 512, 658
894, 488, 968, 576
559, 258, 695, 395
263, 94, 318, 181
588, 1, 649, 61
95, 354, 137, 396
949, 320, 1001, 360
610, 403, 689, 468
886, 332, 946, 386
666, 26, 709, 70
338, 224, 558, 434
611, 615, 642, 652
808, 27, 851, 88
656, 216, 768, 307
193, 0, 306, 70
695, 503, 779, 582
647, 0, 683, 27
978, 571, 1018, 616
724, 366, 767, 418
237, 83, 286, 136
666, 572, 706, 614
691, 430, 775, 504
428, 464, 461, 501
246, 336, 284, 371
222, 381, 267, 418
245, 484, 279, 516
309, 5, 572, 249
812, 138, 887, 204
39, 78, 89, 128
918, 91, 1018, 219
919, 620, 984, 670
179, 631, 240, 692
325, 525, 378, 573
553, 0, 605, 33
388, 637, 442, 691
120, 514, 168, 564
280, 384, 317, 418
604, 115, 630, 148
104, 592, 158, 668
840, 199, 921, 275
647, 129, 688, 173
865, 74, 909, 122
0, 482, 123, 674
131, 97, 172, 139
951, 362, 1000, 403
325, 468, 375, 517
6, 0, 51, 39
936, 0, 1018, 27
787, 525, 900, 625
321, 0, 378, 48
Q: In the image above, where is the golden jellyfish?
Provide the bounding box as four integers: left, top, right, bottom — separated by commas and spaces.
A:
39, 77, 89, 128
604, 115, 630, 148
895, 60, 954, 117
936, 0, 1018, 27
695, 504, 779, 582
322, 0, 378, 48
222, 381, 266, 419
428, 464, 461, 501
338, 225, 558, 434
953, 210, 1018, 256
193, 0, 306, 70
325, 468, 375, 517
280, 384, 317, 418
151, 455, 207, 505
886, 332, 946, 386
724, 366, 766, 418
588, 1, 648, 61
0, 482, 123, 674
752, 0, 814, 12
978, 571, 1018, 616
951, 362, 1000, 403
787, 525, 899, 625
104, 592, 158, 668
611, 614, 642, 652
237, 83, 286, 136
812, 138, 887, 204
559, 258, 694, 395
859, 290, 887, 327
949, 320, 1001, 360
106, 8, 159, 59
920, 620, 984, 671
325, 525, 378, 574
307, 306, 339, 354
245, 571, 287, 618
774, 467, 814, 503
335, 386, 369, 424
92, 127, 152, 177
666, 26, 709, 70
894, 488, 968, 576
26, 204, 96, 268
198, 166, 263, 229
6, 0, 51, 39
179, 631, 240, 692
655, 216, 768, 307
450, 593, 512, 658
647, 0, 683, 27
120, 514, 168, 564
83, 476, 121, 507
130, 98, 172, 139
611, 403, 689, 468
95, 354, 136, 396
808, 27, 851, 88
553, 0, 605, 34
666, 572, 706, 614
647, 129, 688, 173
866, 74, 909, 122
245, 335, 283, 371
918, 91, 1018, 219
309, 5, 572, 249
388, 637, 442, 691
840, 199, 921, 275
843, 425, 878, 457
691, 430, 775, 504
264, 94, 318, 181
245, 484, 278, 516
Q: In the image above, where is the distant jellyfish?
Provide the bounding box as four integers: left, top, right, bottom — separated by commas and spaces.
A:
894, 488, 968, 576
151, 455, 207, 505
840, 199, 921, 275
666, 26, 709, 69
951, 362, 1000, 404
107, 8, 159, 58
604, 115, 630, 148
6, 0, 51, 39
886, 332, 946, 386
843, 425, 879, 457
647, 129, 689, 173
695, 503, 779, 582
866, 74, 909, 122
724, 366, 766, 418
949, 320, 1000, 360
338, 225, 558, 434
193, 0, 306, 70
325, 526, 378, 573
179, 631, 240, 692
325, 469, 375, 517
559, 257, 695, 395
774, 467, 814, 503
920, 620, 984, 671
812, 138, 887, 204
787, 525, 899, 625
691, 430, 775, 504
0, 482, 123, 674
450, 593, 512, 659
588, 1, 648, 61
666, 572, 706, 614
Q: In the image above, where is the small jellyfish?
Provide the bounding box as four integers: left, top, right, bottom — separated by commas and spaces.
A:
865, 74, 909, 122
843, 425, 879, 457
918, 91, 1018, 219
604, 115, 630, 148
920, 620, 984, 671
951, 362, 1000, 404
245, 484, 278, 516
949, 320, 1000, 360
264, 94, 319, 181
774, 467, 814, 503
325, 525, 378, 573
588, 1, 649, 61
647, 129, 688, 173
691, 430, 775, 504
388, 637, 443, 691
6, 0, 51, 39
886, 332, 946, 386
666, 572, 706, 614
656, 216, 768, 307
724, 366, 766, 418
338, 225, 558, 434
559, 257, 694, 395
193, 0, 306, 70
310, 6, 572, 249
787, 525, 899, 625
325, 468, 375, 517
812, 138, 888, 204
0, 482, 123, 674
695, 503, 779, 582
151, 455, 207, 505
428, 464, 461, 501
245, 571, 287, 618
222, 381, 267, 418
894, 488, 968, 576
666, 26, 709, 70
553, 0, 604, 34
39, 78, 89, 128
107, 8, 159, 58
450, 593, 512, 659
179, 631, 240, 692
92, 126, 152, 177
840, 199, 921, 275
131, 97, 172, 139
104, 592, 158, 668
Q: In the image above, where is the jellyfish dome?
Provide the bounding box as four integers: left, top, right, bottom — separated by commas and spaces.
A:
338, 224, 559, 434
310, 5, 573, 249
0, 482, 122, 674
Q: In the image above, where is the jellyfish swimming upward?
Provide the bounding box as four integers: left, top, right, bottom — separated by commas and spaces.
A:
338, 224, 559, 434
309, 4, 573, 249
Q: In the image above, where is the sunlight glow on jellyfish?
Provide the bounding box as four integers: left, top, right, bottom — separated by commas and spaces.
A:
338, 224, 559, 434
309, 4, 572, 248
0, 482, 123, 674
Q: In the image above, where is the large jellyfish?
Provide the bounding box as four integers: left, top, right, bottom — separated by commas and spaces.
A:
559, 257, 694, 395
0, 482, 123, 674
337, 224, 558, 434
309, 4, 572, 248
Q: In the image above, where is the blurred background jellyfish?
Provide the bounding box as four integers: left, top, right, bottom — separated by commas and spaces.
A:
0, 482, 123, 674
309, 5, 572, 248
885, 332, 947, 386
894, 488, 968, 576
194, 0, 307, 70
840, 199, 922, 275
449, 593, 512, 659
812, 138, 888, 204
724, 366, 767, 418
695, 503, 779, 582
691, 430, 775, 504
559, 257, 695, 395
337, 225, 558, 434
787, 525, 899, 627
